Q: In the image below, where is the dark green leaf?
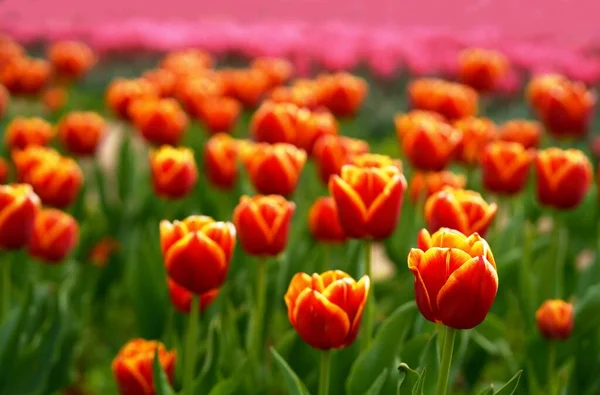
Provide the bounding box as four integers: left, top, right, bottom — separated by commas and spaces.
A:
270, 347, 310, 395
0, 285, 32, 387
493, 370, 523, 395
364, 368, 388, 395
574, 284, 600, 337
153, 349, 176, 395
396, 363, 421, 395
206, 359, 248, 395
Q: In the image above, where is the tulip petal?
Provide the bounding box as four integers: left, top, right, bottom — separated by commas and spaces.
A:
233, 202, 272, 255
366, 174, 406, 239
329, 176, 368, 238
425, 191, 469, 234
284, 272, 313, 325
408, 249, 436, 323
113, 359, 153, 395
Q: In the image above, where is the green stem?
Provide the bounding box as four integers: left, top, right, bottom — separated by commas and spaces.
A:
183, 295, 199, 395
318, 350, 332, 395
435, 326, 457, 395
548, 342, 557, 395
250, 259, 267, 363
519, 220, 534, 320
1, 253, 10, 320
552, 213, 568, 298
361, 240, 373, 350
321, 245, 330, 273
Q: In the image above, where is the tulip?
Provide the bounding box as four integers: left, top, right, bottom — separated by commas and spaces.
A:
402, 117, 462, 171
536, 299, 574, 341
28, 208, 79, 263
409, 78, 478, 120
0, 36, 23, 66
112, 339, 176, 395
48, 40, 96, 81
313, 135, 369, 184
4, 117, 53, 151
285, 270, 370, 349
88, 237, 121, 268
161, 49, 213, 75
42, 87, 68, 113
175, 75, 223, 118
409, 171, 467, 203
309, 197, 346, 243
233, 195, 295, 256
408, 227, 498, 329
394, 110, 445, 141
453, 116, 497, 166
198, 96, 241, 135
27, 156, 84, 208
168, 279, 219, 314
142, 68, 177, 98
106, 78, 158, 120
458, 48, 509, 92
535, 148, 592, 210
57, 111, 106, 156
241, 143, 306, 197
498, 120, 542, 149
150, 146, 198, 200
317, 73, 368, 117
269, 85, 319, 109
204, 133, 239, 190
160, 215, 236, 295
350, 153, 402, 171
0, 158, 9, 184
130, 97, 188, 146
425, 187, 497, 236
251, 57, 294, 88
481, 141, 534, 195
0, 56, 50, 96
251, 101, 299, 145
0, 184, 41, 250
295, 109, 339, 154
0, 84, 8, 120
226, 68, 270, 108
12, 146, 61, 183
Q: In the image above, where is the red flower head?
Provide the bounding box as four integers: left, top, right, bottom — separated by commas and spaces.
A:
309, 197, 346, 243
48, 40, 96, 81
394, 110, 445, 141
175, 75, 224, 118
409, 78, 478, 120
536, 299, 574, 341
0, 84, 9, 120
481, 141, 534, 195
161, 50, 213, 75
168, 279, 219, 314
0, 157, 9, 184
458, 48, 509, 92
198, 96, 241, 135
142, 68, 177, 98
42, 87, 68, 113
225, 68, 270, 108
28, 208, 79, 263
57, 111, 106, 156
106, 78, 158, 120
27, 156, 84, 208
498, 120, 542, 149
204, 133, 239, 190
317, 72, 368, 117
269, 85, 320, 109
251, 101, 299, 145
409, 171, 467, 203
0, 184, 41, 250
150, 146, 198, 200
0, 56, 50, 96
5, 117, 53, 151
402, 117, 462, 171
130, 97, 188, 146
251, 57, 294, 88
12, 146, 60, 183
453, 116, 497, 166
313, 135, 369, 184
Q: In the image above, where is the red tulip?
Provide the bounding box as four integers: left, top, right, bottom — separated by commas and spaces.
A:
57, 111, 106, 156
204, 133, 239, 190
28, 208, 79, 263
308, 197, 346, 243
313, 135, 369, 184
458, 48, 509, 92
536, 299, 574, 341
150, 146, 198, 200
0, 184, 41, 250
5, 117, 53, 151
481, 141, 534, 195
168, 279, 219, 314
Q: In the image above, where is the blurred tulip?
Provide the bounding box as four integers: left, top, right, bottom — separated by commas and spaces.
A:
112, 339, 176, 395
130, 98, 188, 146
28, 156, 83, 208
350, 153, 402, 171
168, 279, 219, 314
42, 87, 68, 113
591, 136, 600, 160
251, 57, 294, 88
0, 36, 24, 66
409, 227, 498, 329
28, 208, 79, 263
48, 40, 96, 81
481, 141, 534, 195
458, 48, 509, 92
269, 85, 319, 109
409, 171, 467, 203
317, 72, 367, 117
0, 158, 9, 184
142, 68, 177, 98
453, 116, 497, 166
160, 215, 236, 294
106, 78, 158, 119
285, 270, 370, 349
12, 146, 60, 183
536, 299, 574, 340
394, 110, 445, 140
198, 96, 241, 134
161, 49, 213, 75
402, 117, 462, 171
226, 68, 270, 108
425, 188, 497, 236
0, 84, 9, 119
251, 101, 298, 145
309, 197, 346, 243
204, 133, 238, 190
175, 75, 223, 118
409, 78, 478, 120
89, 237, 121, 268
498, 120, 542, 149
5, 117, 53, 151
313, 135, 369, 184
527, 74, 595, 139
150, 146, 197, 200
0, 57, 50, 96
535, 148, 592, 210
233, 195, 295, 256
241, 143, 306, 197
330, 163, 406, 239
0, 184, 41, 250
295, 109, 339, 154
58, 111, 106, 156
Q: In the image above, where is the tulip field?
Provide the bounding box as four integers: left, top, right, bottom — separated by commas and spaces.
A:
0, 36, 600, 395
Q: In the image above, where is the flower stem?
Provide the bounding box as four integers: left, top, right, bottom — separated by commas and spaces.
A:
519, 220, 534, 320
435, 326, 457, 395
318, 350, 332, 395
250, 258, 267, 363
183, 295, 199, 395
321, 245, 330, 273
552, 213, 568, 298
361, 240, 373, 350
1, 253, 10, 320
548, 342, 557, 395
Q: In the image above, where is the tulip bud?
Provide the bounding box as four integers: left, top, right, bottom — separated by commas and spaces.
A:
409, 171, 467, 203
0, 56, 50, 96
317, 73, 368, 117
28, 208, 79, 263
5, 117, 53, 151
42, 87, 68, 113
535, 148, 593, 210
394, 110, 444, 141
48, 40, 96, 81
498, 120, 542, 149
130, 97, 188, 146
28, 156, 84, 208
313, 135, 369, 184
425, 188, 497, 236
0, 184, 41, 250
112, 339, 176, 395
309, 197, 346, 243
482, 141, 534, 195
198, 96, 241, 135
106, 78, 158, 120
251, 57, 294, 88
458, 48, 509, 92
536, 299, 574, 340
58, 111, 106, 156
12, 146, 61, 183
160, 215, 236, 295
251, 101, 299, 145
150, 146, 198, 200
204, 133, 238, 190
453, 116, 497, 166
285, 270, 370, 349
408, 228, 498, 329
168, 278, 219, 314
409, 78, 478, 120
142, 68, 177, 98
402, 118, 462, 171
89, 237, 121, 268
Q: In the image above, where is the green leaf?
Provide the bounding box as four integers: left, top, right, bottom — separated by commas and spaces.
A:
418, 332, 439, 395
574, 284, 600, 337
476, 386, 495, 395
206, 359, 248, 395
364, 368, 388, 395
412, 368, 427, 395
153, 350, 176, 395
493, 371, 522, 395
270, 347, 310, 395
0, 285, 32, 387
346, 301, 417, 394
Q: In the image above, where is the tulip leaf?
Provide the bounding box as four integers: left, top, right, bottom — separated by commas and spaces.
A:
574, 284, 600, 337
206, 358, 248, 395
364, 368, 388, 395
412, 368, 427, 395
346, 301, 417, 394
417, 331, 439, 395
492, 370, 523, 395
397, 363, 421, 395
476, 386, 495, 395
270, 347, 311, 395
153, 350, 176, 395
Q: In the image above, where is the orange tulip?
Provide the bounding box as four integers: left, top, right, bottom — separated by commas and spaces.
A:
0, 84, 8, 120
425, 188, 497, 236
536, 299, 574, 340
535, 148, 592, 210
309, 197, 346, 243
458, 48, 509, 92
58, 111, 106, 156
251, 57, 294, 88
295, 109, 339, 154
150, 146, 198, 200
160, 215, 236, 294
402, 117, 462, 171
251, 101, 299, 145
198, 96, 241, 135
498, 120, 542, 149
269, 85, 319, 109
27, 156, 84, 208
175, 75, 223, 118
329, 163, 407, 239
481, 141, 534, 195
241, 143, 306, 197
453, 116, 497, 166
204, 133, 239, 190
409, 171, 467, 203
112, 339, 176, 395
317, 72, 367, 117
350, 153, 402, 171
130, 97, 188, 146
409, 227, 498, 329
106, 78, 158, 119
285, 270, 370, 349
0, 184, 41, 250
42, 87, 68, 113
313, 135, 370, 184
0, 56, 50, 96
161, 49, 213, 75
28, 208, 79, 263
226, 68, 270, 108
12, 146, 61, 183
394, 110, 445, 141
0, 36, 24, 67
5, 117, 53, 151
409, 78, 478, 120
48, 40, 96, 81
88, 237, 121, 268
0, 158, 9, 184
168, 279, 219, 314
142, 68, 177, 98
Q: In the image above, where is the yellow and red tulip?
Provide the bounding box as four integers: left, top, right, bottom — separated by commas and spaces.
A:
481, 141, 534, 195
106, 78, 158, 120
28, 208, 79, 263
536, 299, 574, 341
402, 117, 462, 171
0, 184, 40, 250
308, 197, 346, 243
0, 56, 50, 96
150, 146, 198, 200
409, 78, 478, 120
457, 48, 509, 92
48, 40, 96, 82
313, 135, 369, 184
453, 116, 497, 166
204, 133, 239, 190
57, 111, 106, 156
5, 117, 53, 151
409, 171, 467, 203
498, 120, 542, 149
130, 97, 188, 146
